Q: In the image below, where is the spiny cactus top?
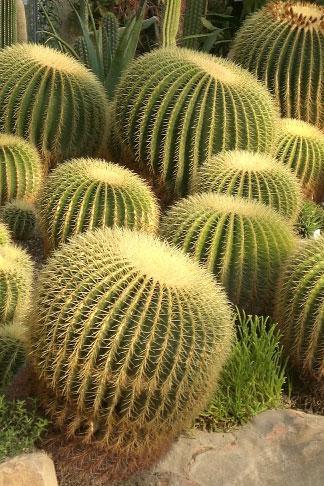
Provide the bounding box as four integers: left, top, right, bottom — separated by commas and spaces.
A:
0, 134, 43, 205
0, 200, 36, 241
275, 237, 324, 382
114, 48, 279, 198
193, 150, 302, 221
274, 118, 324, 201
0, 44, 109, 167
37, 158, 160, 251
0, 244, 33, 325
161, 193, 296, 314
28, 228, 234, 460
230, 1, 324, 129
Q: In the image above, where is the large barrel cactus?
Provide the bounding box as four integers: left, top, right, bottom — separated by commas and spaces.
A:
0, 44, 109, 167
275, 237, 324, 382
0, 244, 33, 325
230, 1, 324, 129
161, 193, 296, 314
274, 119, 324, 201
0, 134, 43, 205
0, 200, 37, 241
28, 228, 234, 468
193, 150, 302, 221
114, 48, 279, 198
37, 158, 160, 251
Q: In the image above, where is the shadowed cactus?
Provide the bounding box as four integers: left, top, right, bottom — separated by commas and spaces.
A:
275, 237, 324, 382
0, 323, 26, 389
0, 244, 33, 325
273, 119, 324, 201
182, 0, 206, 50
0, 200, 37, 241
37, 158, 160, 251
230, 1, 324, 129
28, 227, 234, 468
0, 44, 109, 168
0, 223, 12, 246
114, 48, 279, 199
161, 193, 296, 314
193, 150, 302, 221
296, 200, 324, 237
0, 134, 43, 205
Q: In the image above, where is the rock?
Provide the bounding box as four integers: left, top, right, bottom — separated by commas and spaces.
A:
0, 452, 58, 486
134, 409, 324, 486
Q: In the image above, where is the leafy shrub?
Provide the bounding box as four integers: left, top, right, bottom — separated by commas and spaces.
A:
296, 200, 324, 238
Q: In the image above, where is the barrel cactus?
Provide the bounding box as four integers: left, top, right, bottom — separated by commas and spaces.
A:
28, 228, 234, 467
0, 323, 26, 389
161, 193, 296, 314
275, 237, 324, 382
0, 44, 109, 167
114, 48, 279, 198
0, 134, 43, 205
274, 119, 324, 201
0, 200, 37, 241
0, 223, 11, 246
193, 150, 302, 221
296, 200, 324, 238
230, 1, 324, 129
37, 158, 160, 251
0, 244, 33, 325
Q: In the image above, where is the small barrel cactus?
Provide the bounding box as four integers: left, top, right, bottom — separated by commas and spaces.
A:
28, 228, 234, 466
0, 222, 12, 246
0, 44, 109, 167
0, 134, 43, 205
296, 200, 324, 238
37, 158, 160, 251
114, 48, 279, 198
230, 1, 324, 129
161, 193, 296, 314
273, 119, 324, 201
0, 244, 33, 325
275, 237, 324, 382
193, 150, 302, 221
0, 323, 26, 389
0, 200, 37, 241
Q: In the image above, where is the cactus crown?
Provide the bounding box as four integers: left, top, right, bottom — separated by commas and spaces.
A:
268, 1, 323, 29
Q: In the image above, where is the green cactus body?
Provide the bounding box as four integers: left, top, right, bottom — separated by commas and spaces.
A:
0, 0, 17, 49
0, 134, 43, 205
182, 0, 206, 49
193, 150, 302, 221
16, 0, 27, 43
37, 158, 160, 251
0, 44, 109, 168
274, 119, 324, 201
0, 200, 36, 241
230, 1, 324, 129
297, 200, 324, 237
114, 48, 279, 199
0, 223, 12, 246
102, 12, 119, 76
28, 228, 234, 461
74, 37, 91, 70
0, 244, 33, 325
161, 193, 296, 314
162, 0, 182, 47
275, 237, 324, 382
0, 323, 26, 389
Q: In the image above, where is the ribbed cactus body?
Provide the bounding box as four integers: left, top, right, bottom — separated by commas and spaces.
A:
0, 323, 26, 389
0, 134, 43, 205
274, 119, 324, 201
28, 228, 234, 459
0, 44, 109, 167
0, 245, 33, 325
275, 237, 324, 382
0, 223, 11, 246
102, 12, 119, 75
230, 1, 324, 129
0, 0, 17, 49
37, 158, 160, 251
114, 48, 279, 198
161, 193, 296, 314
162, 0, 182, 47
182, 0, 206, 49
193, 150, 302, 221
1, 200, 36, 241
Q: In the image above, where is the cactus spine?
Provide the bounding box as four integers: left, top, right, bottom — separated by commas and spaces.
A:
0, 223, 12, 246
230, 1, 324, 129
28, 228, 234, 464
274, 119, 324, 201
275, 237, 324, 382
114, 48, 279, 198
182, 0, 206, 49
0, 0, 17, 49
193, 150, 302, 221
0, 323, 26, 389
161, 193, 296, 314
37, 158, 160, 251
0, 44, 109, 168
0, 200, 37, 241
162, 0, 182, 47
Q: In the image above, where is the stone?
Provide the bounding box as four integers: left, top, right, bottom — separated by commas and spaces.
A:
133, 409, 324, 486
0, 452, 58, 486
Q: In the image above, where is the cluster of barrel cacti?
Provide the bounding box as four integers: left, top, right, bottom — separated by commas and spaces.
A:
0, 0, 322, 479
